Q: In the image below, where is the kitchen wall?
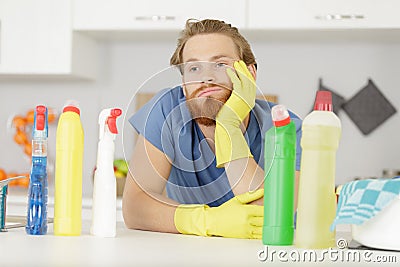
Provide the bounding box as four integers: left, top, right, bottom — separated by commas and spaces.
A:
1, 32, 399, 196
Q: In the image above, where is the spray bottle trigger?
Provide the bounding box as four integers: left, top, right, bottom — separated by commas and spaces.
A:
106, 108, 122, 134
36, 105, 47, 131
110, 108, 122, 117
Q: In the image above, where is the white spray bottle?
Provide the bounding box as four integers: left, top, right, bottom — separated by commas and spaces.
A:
90, 108, 122, 237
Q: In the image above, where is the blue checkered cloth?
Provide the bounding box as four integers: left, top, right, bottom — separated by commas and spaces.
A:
331, 178, 400, 231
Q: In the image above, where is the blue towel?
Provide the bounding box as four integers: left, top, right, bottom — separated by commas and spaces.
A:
331, 178, 400, 231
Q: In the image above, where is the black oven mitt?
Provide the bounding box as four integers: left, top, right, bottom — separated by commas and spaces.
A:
342, 79, 396, 135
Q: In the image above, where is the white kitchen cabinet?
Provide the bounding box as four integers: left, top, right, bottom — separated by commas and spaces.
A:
73, 0, 246, 30
248, 0, 400, 29
0, 0, 98, 79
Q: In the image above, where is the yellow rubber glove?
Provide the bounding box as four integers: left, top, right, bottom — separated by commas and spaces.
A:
174, 189, 264, 239
215, 60, 256, 167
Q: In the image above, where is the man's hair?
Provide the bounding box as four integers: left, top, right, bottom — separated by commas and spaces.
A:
170, 19, 256, 67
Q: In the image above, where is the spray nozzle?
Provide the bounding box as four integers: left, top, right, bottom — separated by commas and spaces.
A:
36, 106, 46, 131
106, 108, 122, 134
98, 108, 122, 140
33, 105, 48, 139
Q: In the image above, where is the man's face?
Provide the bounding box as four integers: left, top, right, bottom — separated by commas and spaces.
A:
181, 33, 240, 127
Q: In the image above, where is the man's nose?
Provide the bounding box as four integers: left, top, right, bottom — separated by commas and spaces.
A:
201, 68, 216, 83
202, 77, 215, 83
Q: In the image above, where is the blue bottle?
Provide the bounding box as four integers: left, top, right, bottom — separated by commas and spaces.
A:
26, 105, 48, 235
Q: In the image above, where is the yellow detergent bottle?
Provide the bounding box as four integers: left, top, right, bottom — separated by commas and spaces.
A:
295, 91, 341, 249
54, 104, 84, 236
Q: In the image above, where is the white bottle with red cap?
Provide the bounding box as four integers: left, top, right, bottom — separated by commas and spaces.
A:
90, 108, 122, 237
295, 91, 342, 249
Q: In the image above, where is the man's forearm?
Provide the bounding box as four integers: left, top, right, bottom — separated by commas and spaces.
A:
224, 157, 264, 198
224, 158, 300, 209
122, 178, 180, 233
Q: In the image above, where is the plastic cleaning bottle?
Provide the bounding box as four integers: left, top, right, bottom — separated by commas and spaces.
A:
26, 105, 49, 235
295, 91, 341, 249
90, 108, 122, 237
263, 104, 296, 245
54, 103, 84, 236
0, 183, 7, 232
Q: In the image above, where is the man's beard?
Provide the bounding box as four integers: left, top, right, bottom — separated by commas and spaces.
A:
185, 85, 232, 127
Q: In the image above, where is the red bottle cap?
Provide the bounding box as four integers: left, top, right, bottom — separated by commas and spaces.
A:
314, 91, 333, 111
63, 106, 80, 115
35, 105, 46, 131
107, 108, 122, 134
272, 104, 291, 127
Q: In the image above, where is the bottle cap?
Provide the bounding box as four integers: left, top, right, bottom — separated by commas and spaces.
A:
63, 106, 80, 115
271, 104, 291, 127
314, 91, 333, 111
33, 105, 48, 139
62, 100, 80, 115
35, 105, 47, 131
106, 108, 122, 134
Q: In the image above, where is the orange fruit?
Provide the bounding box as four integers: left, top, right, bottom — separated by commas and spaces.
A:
14, 130, 29, 145
12, 115, 27, 129
7, 172, 19, 186
18, 173, 30, 188
24, 143, 32, 156
48, 108, 57, 123
0, 169, 6, 181
26, 110, 35, 124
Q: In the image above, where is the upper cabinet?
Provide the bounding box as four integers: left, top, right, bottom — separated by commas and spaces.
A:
0, 0, 98, 79
1, 0, 399, 79
73, 0, 400, 33
248, 0, 400, 29
73, 0, 247, 30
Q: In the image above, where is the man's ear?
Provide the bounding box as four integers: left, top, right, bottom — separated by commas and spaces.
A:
247, 64, 257, 81
182, 84, 187, 97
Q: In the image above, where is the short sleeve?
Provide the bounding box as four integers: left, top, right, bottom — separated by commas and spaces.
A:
129, 88, 180, 161
289, 113, 303, 171
252, 100, 303, 172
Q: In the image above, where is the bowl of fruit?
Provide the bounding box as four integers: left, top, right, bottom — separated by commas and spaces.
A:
113, 159, 129, 196
92, 159, 129, 197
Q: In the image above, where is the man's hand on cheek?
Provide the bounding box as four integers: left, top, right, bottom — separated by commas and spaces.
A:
224, 60, 257, 122
214, 61, 257, 168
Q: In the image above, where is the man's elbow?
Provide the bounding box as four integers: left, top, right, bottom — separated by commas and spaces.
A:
122, 192, 142, 230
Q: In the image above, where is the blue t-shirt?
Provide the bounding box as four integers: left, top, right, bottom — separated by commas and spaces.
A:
129, 86, 302, 207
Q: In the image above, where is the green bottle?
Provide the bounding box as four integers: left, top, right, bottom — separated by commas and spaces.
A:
263, 104, 296, 245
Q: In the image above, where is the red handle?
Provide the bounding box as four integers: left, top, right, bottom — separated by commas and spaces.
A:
106, 108, 122, 134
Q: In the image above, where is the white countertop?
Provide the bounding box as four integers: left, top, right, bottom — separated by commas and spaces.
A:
3, 188, 400, 266
2, 222, 400, 267
5, 187, 123, 222
1, 221, 263, 267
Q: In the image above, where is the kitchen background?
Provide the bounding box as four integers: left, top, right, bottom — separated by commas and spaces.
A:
1, 0, 399, 197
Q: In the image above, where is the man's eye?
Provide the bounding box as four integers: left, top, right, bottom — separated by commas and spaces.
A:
186, 65, 200, 72
216, 62, 227, 68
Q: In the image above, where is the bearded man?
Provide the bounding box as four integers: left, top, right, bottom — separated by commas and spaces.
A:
123, 19, 302, 239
